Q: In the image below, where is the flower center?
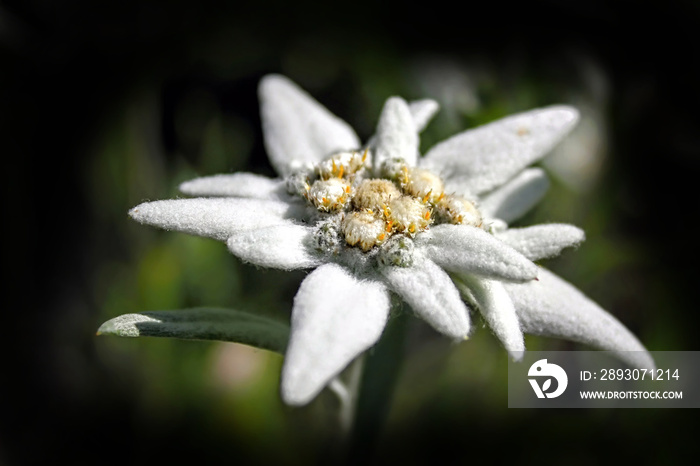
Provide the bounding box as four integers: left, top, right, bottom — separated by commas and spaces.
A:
288, 150, 483, 254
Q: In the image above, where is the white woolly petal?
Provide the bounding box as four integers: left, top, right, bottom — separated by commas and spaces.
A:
420, 106, 579, 194
179, 173, 290, 201
496, 224, 585, 261
381, 257, 470, 339
374, 97, 420, 170
421, 224, 539, 282
364, 99, 439, 150
281, 264, 390, 405
442, 178, 478, 202
456, 276, 524, 360
479, 168, 550, 223
409, 99, 440, 132
504, 268, 655, 370
226, 224, 322, 270
259, 75, 361, 176
129, 198, 304, 241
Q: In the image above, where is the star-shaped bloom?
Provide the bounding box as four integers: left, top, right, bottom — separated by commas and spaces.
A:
130, 75, 653, 405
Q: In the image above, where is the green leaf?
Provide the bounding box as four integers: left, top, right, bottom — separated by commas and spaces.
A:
97, 307, 289, 354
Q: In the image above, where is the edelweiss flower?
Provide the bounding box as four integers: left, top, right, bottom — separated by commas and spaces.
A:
129, 75, 653, 405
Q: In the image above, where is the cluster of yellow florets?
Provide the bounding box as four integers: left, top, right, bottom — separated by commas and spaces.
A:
296, 150, 483, 252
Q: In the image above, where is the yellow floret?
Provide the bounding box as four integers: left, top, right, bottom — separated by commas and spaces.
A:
317, 150, 369, 180
307, 178, 352, 212
404, 168, 445, 204
387, 196, 432, 236
342, 211, 387, 251
353, 179, 402, 212
436, 195, 483, 227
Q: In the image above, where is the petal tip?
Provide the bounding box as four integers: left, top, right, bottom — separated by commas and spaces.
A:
526, 263, 540, 282
571, 225, 586, 244
447, 325, 471, 342
549, 105, 580, 129
385, 95, 409, 107
128, 203, 146, 221
434, 310, 471, 342
259, 73, 291, 93
621, 350, 656, 371
178, 180, 196, 195
280, 388, 311, 407
421, 98, 439, 114
128, 200, 161, 224
510, 349, 525, 362
280, 372, 319, 407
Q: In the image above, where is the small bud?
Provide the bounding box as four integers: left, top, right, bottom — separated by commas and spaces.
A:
313, 216, 343, 254
379, 157, 408, 182
285, 169, 314, 197
378, 235, 415, 267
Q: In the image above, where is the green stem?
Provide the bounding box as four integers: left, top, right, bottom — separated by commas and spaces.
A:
346, 306, 409, 461
329, 355, 365, 436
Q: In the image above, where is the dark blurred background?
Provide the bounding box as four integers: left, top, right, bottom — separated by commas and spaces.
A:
4, 0, 700, 464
